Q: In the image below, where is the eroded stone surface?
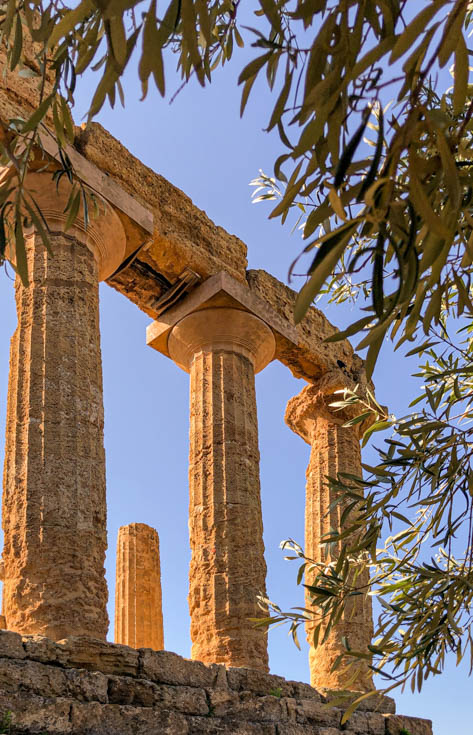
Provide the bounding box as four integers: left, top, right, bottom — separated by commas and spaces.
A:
139, 648, 218, 688
167, 308, 273, 671
319, 690, 395, 716
2, 230, 108, 641
246, 270, 364, 382
285, 383, 374, 692
115, 523, 164, 651
0, 635, 433, 734
57, 637, 139, 677
0, 630, 26, 660
384, 714, 433, 735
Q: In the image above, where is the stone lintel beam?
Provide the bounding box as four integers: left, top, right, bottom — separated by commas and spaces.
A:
246, 270, 365, 384
76, 123, 249, 286
0, 61, 367, 385
36, 134, 154, 275
146, 270, 297, 359
38, 131, 154, 239
1, 125, 154, 278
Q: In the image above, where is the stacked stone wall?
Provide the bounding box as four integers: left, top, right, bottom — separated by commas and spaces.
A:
0, 631, 432, 735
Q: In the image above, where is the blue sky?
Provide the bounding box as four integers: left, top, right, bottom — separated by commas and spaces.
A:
0, 12, 469, 734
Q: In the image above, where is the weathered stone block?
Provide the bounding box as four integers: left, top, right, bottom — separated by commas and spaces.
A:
288, 681, 321, 700
208, 663, 228, 689
276, 725, 329, 735
64, 668, 109, 703
107, 675, 157, 706
226, 667, 295, 698
320, 689, 395, 715
58, 637, 140, 677
0, 631, 25, 660
208, 690, 287, 722
0, 657, 108, 706
154, 684, 209, 716
22, 635, 67, 665
284, 697, 298, 723
295, 699, 342, 728
342, 710, 385, 734
384, 714, 433, 735
70, 701, 190, 734
0, 658, 67, 699
139, 648, 216, 687
0, 692, 71, 734
107, 675, 208, 715
206, 688, 237, 716
186, 717, 277, 734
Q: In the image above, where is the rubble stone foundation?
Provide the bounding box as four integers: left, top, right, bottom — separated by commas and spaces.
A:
0, 630, 432, 735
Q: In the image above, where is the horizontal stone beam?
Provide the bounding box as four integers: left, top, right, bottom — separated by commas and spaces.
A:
39, 131, 154, 236
0, 62, 365, 385
77, 124, 248, 286
246, 270, 363, 383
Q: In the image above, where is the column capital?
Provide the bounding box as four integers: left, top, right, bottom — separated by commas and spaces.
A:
4, 170, 126, 281
168, 307, 275, 373
285, 371, 373, 443
147, 272, 281, 374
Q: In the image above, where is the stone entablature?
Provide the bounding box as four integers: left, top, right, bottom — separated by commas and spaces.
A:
0, 630, 432, 735
0, 44, 362, 384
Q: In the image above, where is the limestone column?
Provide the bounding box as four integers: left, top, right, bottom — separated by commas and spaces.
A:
285, 380, 374, 691
2, 172, 126, 640
115, 523, 164, 650
168, 307, 275, 671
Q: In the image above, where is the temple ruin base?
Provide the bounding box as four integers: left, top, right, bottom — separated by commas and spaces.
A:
0, 631, 432, 735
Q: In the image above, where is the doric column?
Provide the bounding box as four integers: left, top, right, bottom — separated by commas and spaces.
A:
2, 172, 126, 640
285, 377, 374, 691
167, 307, 275, 671
115, 523, 164, 650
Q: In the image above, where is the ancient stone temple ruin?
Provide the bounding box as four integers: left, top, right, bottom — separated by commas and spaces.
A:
0, 41, 433, 735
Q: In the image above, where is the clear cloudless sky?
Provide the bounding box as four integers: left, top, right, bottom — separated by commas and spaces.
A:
0, 11, 469, 734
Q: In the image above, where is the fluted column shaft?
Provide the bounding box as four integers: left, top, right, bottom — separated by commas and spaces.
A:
286, 383, 374, 691
168, 307, 275, 671
115, 523, 164, 650
2, 172, 126, 640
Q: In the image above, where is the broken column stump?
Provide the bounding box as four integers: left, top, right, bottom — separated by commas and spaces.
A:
115, 523, 164, 650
